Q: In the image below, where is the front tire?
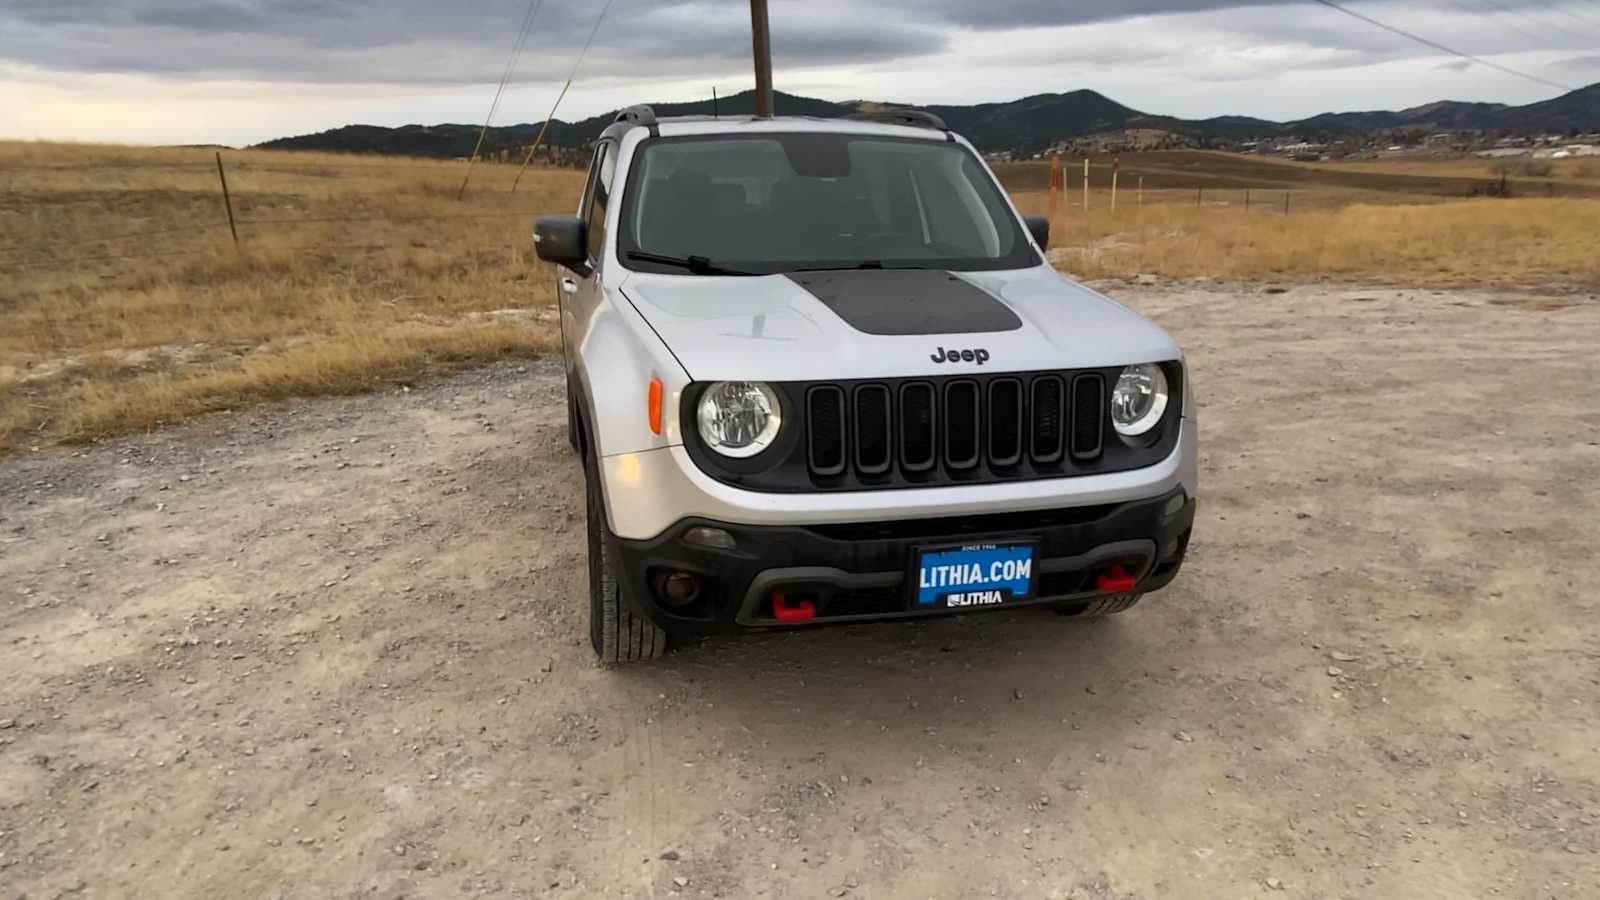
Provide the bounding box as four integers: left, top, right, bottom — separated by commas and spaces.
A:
1053, 593, 1143, 618
583, 443, 666, 664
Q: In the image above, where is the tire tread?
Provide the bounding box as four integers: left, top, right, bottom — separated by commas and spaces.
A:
584, 441, 666, 665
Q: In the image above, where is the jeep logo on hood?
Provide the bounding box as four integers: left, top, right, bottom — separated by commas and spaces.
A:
931, 347, 990, 365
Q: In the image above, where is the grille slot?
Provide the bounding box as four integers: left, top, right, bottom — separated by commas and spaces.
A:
853, 384, 893, 475
806, 385, 846, 476
899, 382, 937, 472
1030, 375, 1065, 463
1070, 373, 1105, 460
943, 380, 981, 470
987, 378, 1023, 467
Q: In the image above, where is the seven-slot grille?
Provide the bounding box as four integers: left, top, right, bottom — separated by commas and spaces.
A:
805, 372, 1107, 481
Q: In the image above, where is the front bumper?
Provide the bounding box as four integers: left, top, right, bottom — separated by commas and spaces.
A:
609, 487, 1195, 636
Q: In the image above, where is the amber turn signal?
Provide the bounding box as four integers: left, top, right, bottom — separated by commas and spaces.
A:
648, 378, 664, 435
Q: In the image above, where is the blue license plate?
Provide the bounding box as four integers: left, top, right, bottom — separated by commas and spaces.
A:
915, 542, 1036, 608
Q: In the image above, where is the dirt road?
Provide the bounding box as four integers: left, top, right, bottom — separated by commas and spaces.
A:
3, 283, 1598, 899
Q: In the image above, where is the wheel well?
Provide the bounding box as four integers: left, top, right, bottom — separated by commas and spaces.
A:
571, 377, 594, 459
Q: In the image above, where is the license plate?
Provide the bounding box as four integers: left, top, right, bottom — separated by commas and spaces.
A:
914, 542, 1036, 609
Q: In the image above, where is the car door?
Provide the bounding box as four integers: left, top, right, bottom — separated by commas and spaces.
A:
561, 140, 616, 370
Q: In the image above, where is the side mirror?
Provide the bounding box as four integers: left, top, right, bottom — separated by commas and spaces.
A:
1023, 215, 1050, 250
534, 215, 591, 276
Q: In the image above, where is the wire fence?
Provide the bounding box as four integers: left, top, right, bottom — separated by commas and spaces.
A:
0, 151, 580, 271
1, 153, 577, 174
6, 150, 1584, 273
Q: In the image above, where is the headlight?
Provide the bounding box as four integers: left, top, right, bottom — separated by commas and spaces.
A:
697, 381, 782, 457
1111, 363, 1170, 437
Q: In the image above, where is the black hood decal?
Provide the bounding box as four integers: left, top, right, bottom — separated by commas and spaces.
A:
785, 269, 1023, 336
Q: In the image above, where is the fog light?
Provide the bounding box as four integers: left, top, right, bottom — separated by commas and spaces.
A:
684, 526, 737, 550
661, 572, 701, 606
1160, 493, 1186, 519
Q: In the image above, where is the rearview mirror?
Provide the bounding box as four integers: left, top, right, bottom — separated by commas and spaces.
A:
1023, 215, 1050, 250
534, 215, 591, 276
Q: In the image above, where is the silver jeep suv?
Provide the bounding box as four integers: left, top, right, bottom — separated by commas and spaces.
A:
534, 105, 1196, 664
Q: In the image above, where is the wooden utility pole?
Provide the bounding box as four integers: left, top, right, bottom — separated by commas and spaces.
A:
1110, 157, 1120, 212
750, 0, 774, 117
214, 152, 239, 249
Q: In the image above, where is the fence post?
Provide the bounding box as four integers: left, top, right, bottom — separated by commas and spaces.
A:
1082, 158, 1089, 210
1245, 188, 1250, 211
1196, 186, 1202, 207
1284, 191, 1290, 215
1138, 176, 1144, 207
1049, 154, 1062, 217
215, 151, 239, 250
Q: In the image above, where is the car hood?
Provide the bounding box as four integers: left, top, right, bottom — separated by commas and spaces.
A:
617, 264, 1180, 382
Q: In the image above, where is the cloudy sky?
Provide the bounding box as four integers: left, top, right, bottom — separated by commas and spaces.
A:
4, 0, 1598, 145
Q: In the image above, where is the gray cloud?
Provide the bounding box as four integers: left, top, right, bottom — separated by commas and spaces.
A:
1554, 54, 1600, 70
0, 0, 1590, 88
1, 1, 948, 82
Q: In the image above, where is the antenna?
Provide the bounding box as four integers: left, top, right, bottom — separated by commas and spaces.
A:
749, 0, 774, 117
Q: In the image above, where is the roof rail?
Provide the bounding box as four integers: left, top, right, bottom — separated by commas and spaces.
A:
615, 104, 657, 127
611, 104, 659, 138
847, 108, 949, 132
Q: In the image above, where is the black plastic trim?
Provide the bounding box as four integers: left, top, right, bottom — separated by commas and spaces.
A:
605, 488, 1195, 636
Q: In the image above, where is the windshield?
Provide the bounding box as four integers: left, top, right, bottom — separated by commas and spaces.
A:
617, 132, 1038, 276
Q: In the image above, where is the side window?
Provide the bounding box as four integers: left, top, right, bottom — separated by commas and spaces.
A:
586, 142, 615, 262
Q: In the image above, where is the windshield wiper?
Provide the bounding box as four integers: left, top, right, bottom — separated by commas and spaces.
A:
625, 250, 755, 276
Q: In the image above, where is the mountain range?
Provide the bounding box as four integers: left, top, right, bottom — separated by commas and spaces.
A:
256, 83, 1600, 158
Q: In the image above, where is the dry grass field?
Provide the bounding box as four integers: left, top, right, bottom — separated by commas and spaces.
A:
2, 142, 1597, 454
993, 149, 1600, 198
1012, 192, 1600, 282
1, 143, 583, 453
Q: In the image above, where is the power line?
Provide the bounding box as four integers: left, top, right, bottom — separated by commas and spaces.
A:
1473, 0, 1600, 46
1307, 0, 1577, 91
1533, 0, 1600, 32
512, 0, 618, 192
1442, 0, 1566, 48
459, 0, 549, 199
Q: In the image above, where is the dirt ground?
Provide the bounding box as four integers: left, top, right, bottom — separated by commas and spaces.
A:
2, 283, 1598, 900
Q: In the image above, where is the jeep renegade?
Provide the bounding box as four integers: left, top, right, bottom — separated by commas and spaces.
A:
534, 106, 1196, 664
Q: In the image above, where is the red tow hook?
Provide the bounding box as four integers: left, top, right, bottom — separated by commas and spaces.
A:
1095, 563, 1138, 593
771, 590, 816, 623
